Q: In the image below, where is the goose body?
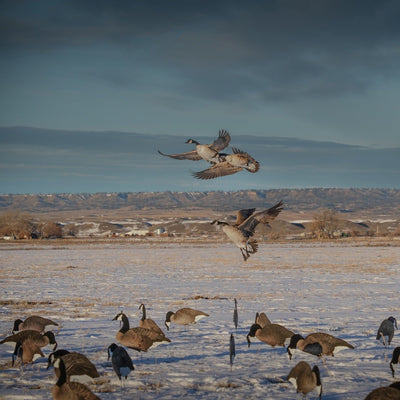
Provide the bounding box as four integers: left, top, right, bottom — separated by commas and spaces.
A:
287, 361, 322, 399
158, 129, 230, 164
48, 350, 100, 384
52, 357, 101, 400
192, 147, 259, 179
287, 332, 354, 359
246, 323, 294, 348
113, 312, 170, 352
13, 315, 58, 334
364, 384, 400, 400
14, 339, 45, 365
107, 343, 135, 380
211, 201, 283, 261
377, 316, 397, 346
138, 303, 166, 337
165, 307, 209, 330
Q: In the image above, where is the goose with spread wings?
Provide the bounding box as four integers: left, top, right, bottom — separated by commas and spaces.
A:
158, 129, 230, 164
192, 147, 260, 180
211, 201, 283, 261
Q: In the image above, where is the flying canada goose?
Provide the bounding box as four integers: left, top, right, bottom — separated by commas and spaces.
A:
255, 312, 272, 328
233, 299, 238, 330
211, 200, 284, 261
47, 349, 100, 384
287, 361, 322, 400
192, 147, 260, 179
113, 312, 170, 352
164, 307, 209, 330
13, 339, 45, 366
52, 357, 101, 400
377, 316, 397, 347
107, 343, 135, 380
12, 315, 58, 334
246, 323, 295, 348
138, 303, 167, 337
390, 347, 400, 377
364, 383, 400, 400
158, 129, 230, 164
287, 332, 354, 360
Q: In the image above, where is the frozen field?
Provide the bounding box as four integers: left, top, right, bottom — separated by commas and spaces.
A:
0, 240, 399, 399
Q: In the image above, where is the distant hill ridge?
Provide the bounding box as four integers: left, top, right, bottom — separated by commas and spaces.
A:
1, 189, 399, 218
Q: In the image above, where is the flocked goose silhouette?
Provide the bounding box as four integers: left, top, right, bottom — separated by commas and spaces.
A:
211, 200, 283, 261
158, 129, 230, 164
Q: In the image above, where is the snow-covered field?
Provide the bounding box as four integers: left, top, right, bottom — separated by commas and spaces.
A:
0, 240, 399, 399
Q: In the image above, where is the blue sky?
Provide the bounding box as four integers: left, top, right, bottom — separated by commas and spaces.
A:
0, 1, 399, 194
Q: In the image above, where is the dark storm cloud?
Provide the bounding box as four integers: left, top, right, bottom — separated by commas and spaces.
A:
2, 0, 400, 101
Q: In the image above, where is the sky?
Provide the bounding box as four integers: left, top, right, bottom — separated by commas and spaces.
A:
0, 1, 400, 194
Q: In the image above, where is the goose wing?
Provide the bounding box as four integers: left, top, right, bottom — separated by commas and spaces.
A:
231, 147, 260, 173
192, 161, 243, 180
158, 149, 203, 161
238, 201, 284, 233
235, 208, 256, 226
210, 129, 231, 151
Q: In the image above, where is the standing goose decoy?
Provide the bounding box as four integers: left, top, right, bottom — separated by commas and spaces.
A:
211, 201, 284, 261
52, 357, 101, 400
255, 312, 272, 328
164, 307, 209, 331
377, 316, 398, 347
192, 147, 260, 180
246, 323, 295, 348
13, 339, 45, 366
138, 303, 167, 337
47, 349, 100, 384
287, 361, 322, 400
233, 299, 238, 330
158, 129, 230, 164
390, 347, 400, 377
12, 315, 58, 334
287, 332, 354, 360
107, 343, 135, 380
113, 312, 170, 352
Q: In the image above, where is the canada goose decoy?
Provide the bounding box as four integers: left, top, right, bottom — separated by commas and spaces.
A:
255, 312, 272, 328
233, 299, 238, 330
229, 334, 235, 369
287, 361, 322, 400
287, 332, 354, 360
158, 129, 230, 164
13, 339, 45, 366
107, 343, 135, 380
52, 357, 101, 400
211, 200, 284, 261
48, 349, 100, 384
113, 312, 170, 352
192, 147, 260, 180
390, 347, 400, 377
377, 316, 397, 347
364, 383, 400, 400
138, 303, 167, 337
164, 307, 209, 330
246, 323, 295, 348
12, 315, 58, 334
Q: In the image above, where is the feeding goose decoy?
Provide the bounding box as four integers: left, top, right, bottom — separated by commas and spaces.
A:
12, 315, 58, 334
192, 147, 260, 180
113, 312, 171, 352
287, 332, 354, 360
255, 312, 272, 328
138, 303, 167, 337
108, 343, 135, 380
47, 349, 100, 384
233, 299, 238, 330
377, 316, 397, 347
390, 347, 400, 377
52, 357, 101, 400
246, 323, 295, 348
158, 129, 230, 164
13, 339, 45, 366
211, 200, 284, 261
164, 307, 209, 330
287, 361, 322, 400
364, 383, 400, 400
